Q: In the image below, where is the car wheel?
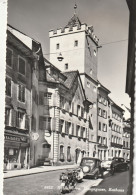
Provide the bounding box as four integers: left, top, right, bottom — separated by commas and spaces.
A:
125, 165, 129, 171
110, 167, 115, 175
101, 172, 103, 178
94, 172, 98, 180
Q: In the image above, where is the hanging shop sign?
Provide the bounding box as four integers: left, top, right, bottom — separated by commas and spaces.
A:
5, 135, 28, 143
31, 132, 39, 141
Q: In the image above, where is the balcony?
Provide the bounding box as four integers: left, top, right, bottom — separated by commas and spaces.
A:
111, 142, 123, 148
98, 143, 108, 148
122, 146, 130, 150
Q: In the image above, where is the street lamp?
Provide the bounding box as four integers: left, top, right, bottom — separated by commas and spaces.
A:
57, 53, 64, 62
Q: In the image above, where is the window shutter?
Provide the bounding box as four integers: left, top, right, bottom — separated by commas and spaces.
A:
39, 91, 44, 105
16, 111, 19, 128
11, 109, 14, 127
43, 105, 49, 115
22, 86, 25, 102
65, 121, 67, 134
25, 114, 30, 130
72, 123, 74, 135
39, 116, 43, 130
72, 103, 74, 113
18, 85, 21, 101
44, 95, 48, 106
76, 125, 78, 136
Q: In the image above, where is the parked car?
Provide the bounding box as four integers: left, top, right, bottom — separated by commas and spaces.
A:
101, 158, 113, 171
126, 159, 130, 168
126, 159, 130, 163
79, 157, 104, 179
110, 157, 129, 172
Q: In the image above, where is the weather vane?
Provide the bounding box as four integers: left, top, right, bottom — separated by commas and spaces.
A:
74, 2, 77, 14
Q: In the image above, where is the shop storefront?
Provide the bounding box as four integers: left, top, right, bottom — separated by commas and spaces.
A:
4, 131, 30, 170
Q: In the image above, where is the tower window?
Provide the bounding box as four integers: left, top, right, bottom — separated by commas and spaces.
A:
74, 40, 78, 47
94, 50, 97, 56
56, 43, 60, 49
90, 69, 92, 75
65, 63, 68, 70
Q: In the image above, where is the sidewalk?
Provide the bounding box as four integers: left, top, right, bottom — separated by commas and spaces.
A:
77, 171, 109, 195
4, 164, 79, 179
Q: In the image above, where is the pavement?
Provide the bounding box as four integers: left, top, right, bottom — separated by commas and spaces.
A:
77, 171, 109, 195
4, 164, 79, 179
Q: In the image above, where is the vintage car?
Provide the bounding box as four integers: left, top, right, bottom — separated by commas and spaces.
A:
101, 158, 113, 171
110, 157, 129, 172
79, 157, 104, 179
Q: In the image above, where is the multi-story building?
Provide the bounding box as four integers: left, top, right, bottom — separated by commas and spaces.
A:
97, 82, 111, 160
108, 98, 124, 158
5, 11, 130, 169
4, 25, 46, 170
122, 119, 130, 160
38, 59, 91, 165
49, 13, 100, 158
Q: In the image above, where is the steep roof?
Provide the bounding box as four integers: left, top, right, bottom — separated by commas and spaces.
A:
97, 80, 111, 94
108, 97, 124, 113
65, 14, 81, 28
63, 71, 78, 89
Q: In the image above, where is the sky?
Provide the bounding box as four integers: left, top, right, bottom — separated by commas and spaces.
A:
7, 0, 130, 108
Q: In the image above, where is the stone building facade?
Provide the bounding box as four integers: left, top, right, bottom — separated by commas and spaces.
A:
97, 83, 111, 160
5, 27, 35, 170
38, 59, 91, 165
108, 98, 124, 158
122, 119, 130, 160
49, 13, 100, 159
5, 25, 46, 170
5, 11, 131, 169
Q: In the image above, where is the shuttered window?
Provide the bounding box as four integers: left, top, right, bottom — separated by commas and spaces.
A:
6, 48, 13, 67
6, 77, 11, 97
5, 108, 11, 126
18, 57, 25, 75
72, 123, 74, 135
65, 121, 70, 134
18, 84, 25, 102
16, 111, 25, 129
39, 116, 51, 131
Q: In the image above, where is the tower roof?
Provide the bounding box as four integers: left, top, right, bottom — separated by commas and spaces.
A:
65, 14, 81, 28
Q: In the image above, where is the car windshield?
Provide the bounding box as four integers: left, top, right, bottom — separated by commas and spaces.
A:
81, 159, 96, 166
114, 158, 124, 162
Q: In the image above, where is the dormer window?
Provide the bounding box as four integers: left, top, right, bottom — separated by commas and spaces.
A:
74, 40, 78, 47
56, 43, 60, 49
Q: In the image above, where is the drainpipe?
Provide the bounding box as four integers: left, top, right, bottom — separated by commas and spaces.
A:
28, 59, 35, 169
